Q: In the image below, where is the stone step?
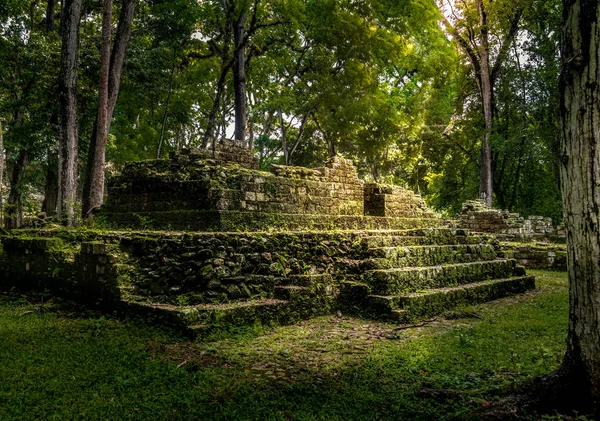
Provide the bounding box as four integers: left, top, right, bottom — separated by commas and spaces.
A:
122, 298, 289, 332
360, 244, 497, 270
361, 229, 486, 248
283, 273, 333, 287
367, 275, 535, 322
363, 259, 518, 295
273, 285, 309, 300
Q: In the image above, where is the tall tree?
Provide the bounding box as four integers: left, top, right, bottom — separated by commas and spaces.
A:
82, 0, 136, 218
440, 0, 525, 205
555, 0, 600, 411
58, 0, 83, 225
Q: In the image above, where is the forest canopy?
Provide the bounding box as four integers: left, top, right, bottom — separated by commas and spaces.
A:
0, 0, 562, 226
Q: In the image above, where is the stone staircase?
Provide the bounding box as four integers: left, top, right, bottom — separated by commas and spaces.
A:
117, 228, 534, 336
339, 229, 534, 323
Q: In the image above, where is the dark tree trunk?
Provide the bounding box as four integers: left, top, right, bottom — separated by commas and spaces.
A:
46, 0, 56, 32
58, 0, 83, 225
232, 8, 248, 143
43, 151, 59, 217
558, 0, 600, 412
82, 0, 135, 218
0, 121, 4, 225
108, 0, 135, 119
5, 151, 28, 230
82, 0, 112, 218
279, 110, 289, 165
157, 60, 175, 159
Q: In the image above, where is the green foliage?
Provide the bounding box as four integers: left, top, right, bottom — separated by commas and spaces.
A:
0, 0, 564, 223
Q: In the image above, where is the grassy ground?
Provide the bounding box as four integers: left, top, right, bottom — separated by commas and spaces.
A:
0, 270, 584, 420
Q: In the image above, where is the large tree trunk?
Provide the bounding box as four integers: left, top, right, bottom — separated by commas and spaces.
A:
477, 0, 493, 206
82, 0, 135, 218
441, 4, 523, 208
559, 0, 600, 412
232, 8, 248, 143
82, 0, 112, 218
58, 0, 83, 225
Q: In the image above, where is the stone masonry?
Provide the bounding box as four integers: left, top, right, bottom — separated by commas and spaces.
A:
102, 146, 437, 231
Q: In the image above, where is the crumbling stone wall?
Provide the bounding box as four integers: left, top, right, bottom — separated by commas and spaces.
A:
498, 242, 567, 270
364, 184, 435, 219
102, 147, 440, 230
458, 200, 564, 242
0, 228, 486, 307
0, 236, 120, 303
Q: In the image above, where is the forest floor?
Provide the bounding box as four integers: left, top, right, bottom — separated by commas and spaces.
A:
0, 270, 590, 420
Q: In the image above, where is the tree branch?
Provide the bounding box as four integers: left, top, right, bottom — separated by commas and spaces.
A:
440, 15, 482, 80
491, 7, 524, 83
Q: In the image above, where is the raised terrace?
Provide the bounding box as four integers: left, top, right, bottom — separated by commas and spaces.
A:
0, 143, 535, 335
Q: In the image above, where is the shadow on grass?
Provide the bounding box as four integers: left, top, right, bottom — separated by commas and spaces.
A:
0, 270, 587, 420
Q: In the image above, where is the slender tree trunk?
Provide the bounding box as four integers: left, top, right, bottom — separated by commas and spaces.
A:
5, 151, 28, 230
58, 0, 83, 225
279, 110, 289, 165
557, 0, 600, 412
288, 112, 308, 165
82, 0, 112, 218
107, 0, 135, 119
46, 0, 56, 32
477, 0, 494, 206
157, 61, 176, 159
232, 9, 248, 143
0, 121, 4, 225
43, 151, 59, 217
202, 60, 231, 148
82, 0, 135, 218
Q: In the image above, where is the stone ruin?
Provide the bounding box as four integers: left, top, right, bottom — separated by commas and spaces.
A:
0, 144, 536, 336
101, 143, 437, 231
457, 200, 567, 270
458, 200, 564, 241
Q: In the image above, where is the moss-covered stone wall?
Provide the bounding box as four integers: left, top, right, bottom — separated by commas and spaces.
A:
0, 228, 482, 306
0, 236, 120, 303
364, 184, 435, 218
101, 149, 440, 231
458, 200, 565, 242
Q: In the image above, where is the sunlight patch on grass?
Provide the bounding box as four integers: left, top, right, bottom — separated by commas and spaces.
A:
0, 270, 569, 420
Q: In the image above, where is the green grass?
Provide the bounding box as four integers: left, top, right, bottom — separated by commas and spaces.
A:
0, 270, 575, 420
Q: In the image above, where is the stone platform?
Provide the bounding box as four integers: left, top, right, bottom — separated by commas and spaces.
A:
0, 227, 534, 336
0, 147, 536, 335
100, 148, 437, 231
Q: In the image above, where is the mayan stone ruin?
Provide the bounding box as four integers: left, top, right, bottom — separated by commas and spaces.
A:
0, 143, 536, 335
457, 200, 567, 270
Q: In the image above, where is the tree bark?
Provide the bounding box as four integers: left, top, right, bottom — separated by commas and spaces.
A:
477, 0, 494, 206
108, 0, 135, 119
46, 0, 56, 32
43, 151, 59, 217
441, 5, 523, 207
58, 0, 83, 225
82, 0, 135, 218
232, 7, 248, 143
558, 0, 600, 412
82, 0, 112, 218
157, 60, 176, 159
5, 151, 28, 230
0, 121, 4, 225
